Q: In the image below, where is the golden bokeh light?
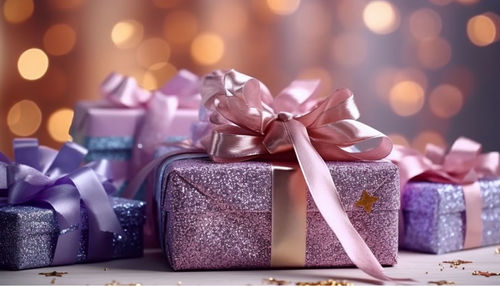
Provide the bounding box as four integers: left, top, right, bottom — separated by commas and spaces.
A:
389, 81, 425, 116
417, 37, 452, 69
17, 48, 49, 80
412, 130, 447, 153
397, 68, 429, 91
375, 68, 428, 101
163, 11, 198, 44
266, 0, 301, 15
190, 32, 225, 65
331, 33, 367, 68
111, 20, 144, 49
467, 14, 497, 47
152, 0, 180, 9
388, 133, 410, 147
140, 62, 178, 91
298, 67, 333, 98
141, 70, 157, 91
48, 0, 84, 11
429, 84, 463, 118
3, 0, 33, 24
409, 8, 442, 41
136, 38, 171, 68
428, 0, 453, 6
7, 100, 42, 136
210, 1, 248, 36
362, 1, 399, 35
47, 108, 74, 142
43, 24, 77, 56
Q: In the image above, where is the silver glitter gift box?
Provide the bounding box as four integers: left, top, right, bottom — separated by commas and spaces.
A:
0, 197, 146, 270
401, 179, 500, 254
157, 157, 400, 270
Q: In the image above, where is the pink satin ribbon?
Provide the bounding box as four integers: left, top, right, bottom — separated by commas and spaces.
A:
388, 137, 499, 249
197, 69, 407, 282
101, 70, 201, 171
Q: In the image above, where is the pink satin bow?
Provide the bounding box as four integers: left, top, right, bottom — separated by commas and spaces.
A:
198, 69, 403, 282
101, 70, 201, 170
388, 137, 499, 248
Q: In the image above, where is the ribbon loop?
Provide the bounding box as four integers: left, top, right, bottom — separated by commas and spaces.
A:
13, 138, 40, 170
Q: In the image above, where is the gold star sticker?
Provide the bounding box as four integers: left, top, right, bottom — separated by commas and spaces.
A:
38, 271, 68, 277
355, 190, 378, 213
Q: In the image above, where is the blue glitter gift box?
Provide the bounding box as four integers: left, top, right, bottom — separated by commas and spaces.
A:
0, 197, 146, 270
401, 179, 500, 254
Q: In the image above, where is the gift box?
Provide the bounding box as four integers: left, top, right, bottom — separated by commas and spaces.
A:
389, 137, 500, 254
0, 138, 147, 270
70, 70, 200, 194
0, 197, 146, 270
123, 69, 403, 280
156, 157, 400, 270
401, 179, 500, 254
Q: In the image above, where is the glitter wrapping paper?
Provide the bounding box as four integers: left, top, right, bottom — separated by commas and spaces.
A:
0, 197, 146, 270
70, 101, 198, 197
158, 158, 400, 270
401, 179, 500, 254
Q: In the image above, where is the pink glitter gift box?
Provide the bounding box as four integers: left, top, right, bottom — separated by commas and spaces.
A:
156, 156, 400, 270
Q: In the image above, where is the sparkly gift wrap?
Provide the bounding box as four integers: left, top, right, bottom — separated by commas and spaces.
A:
0, 197, 146, 270
157, 158, 400, 270
401, 179, 500, 254
70, 100, 197, 195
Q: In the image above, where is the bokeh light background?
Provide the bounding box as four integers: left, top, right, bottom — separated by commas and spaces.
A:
1, 0, 500, 156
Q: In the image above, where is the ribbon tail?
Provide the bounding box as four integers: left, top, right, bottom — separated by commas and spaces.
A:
68, 167, 123, 261
284, 120, 410, 282
36, 184, 81, 265
463, 181, 483, 249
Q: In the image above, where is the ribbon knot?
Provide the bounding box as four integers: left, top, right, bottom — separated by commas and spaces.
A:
277, 112, 293, 122
196, 69, 405, 282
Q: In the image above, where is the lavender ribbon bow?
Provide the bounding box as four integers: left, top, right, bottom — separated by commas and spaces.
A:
0, 138, 123, 265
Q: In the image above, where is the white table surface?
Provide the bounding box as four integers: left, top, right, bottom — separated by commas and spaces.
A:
1, 248, 500, 286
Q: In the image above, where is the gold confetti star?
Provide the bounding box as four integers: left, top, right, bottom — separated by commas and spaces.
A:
355, 190, 378, 213
442, 259, 472, 266
428, 280, 455, 285
296, 279, 353, 286
495, 247, 500, 254
38, 271, 68, 277
264, 277, 289, 285
472, 270, 500, 277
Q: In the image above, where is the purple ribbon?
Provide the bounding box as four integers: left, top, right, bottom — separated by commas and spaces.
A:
0, 138, 123, 265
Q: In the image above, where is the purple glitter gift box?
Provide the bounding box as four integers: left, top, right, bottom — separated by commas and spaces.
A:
0, 197, 146, 270
401, 179, 500, 254
156, 156, 400, 270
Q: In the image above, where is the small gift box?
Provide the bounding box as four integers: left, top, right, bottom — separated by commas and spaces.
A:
157, 157, 400, 270
135, 70, 404, 281
0, 197, 145, 270
390, 138, 500, 254
0, 139, 146, 270
70, 70, 201, 193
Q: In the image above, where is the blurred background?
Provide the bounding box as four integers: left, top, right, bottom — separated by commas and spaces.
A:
1, 0, 499, 156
